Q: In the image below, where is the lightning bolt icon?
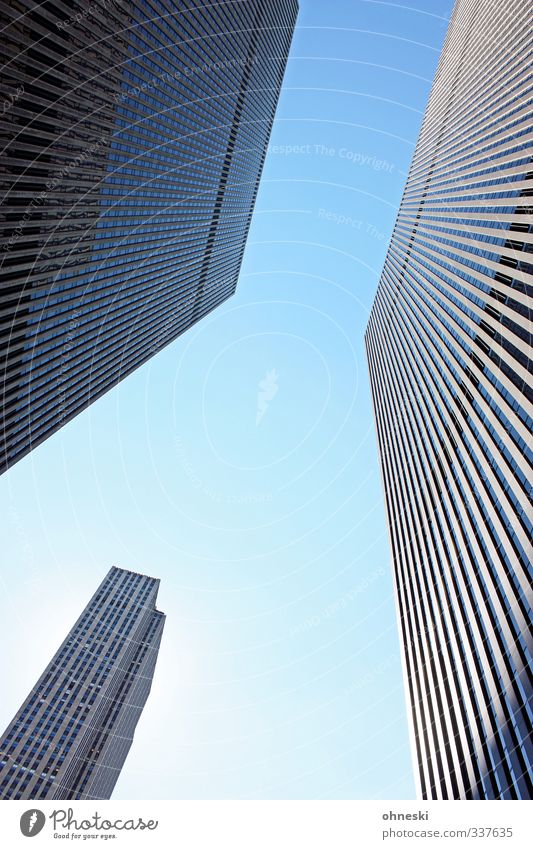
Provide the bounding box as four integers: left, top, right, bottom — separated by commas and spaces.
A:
28, 812, 38, 833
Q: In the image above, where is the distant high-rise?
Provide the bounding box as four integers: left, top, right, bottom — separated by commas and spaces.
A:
366, 0, 532, 800
0, 0, 298, 473
0, 567, 164, 800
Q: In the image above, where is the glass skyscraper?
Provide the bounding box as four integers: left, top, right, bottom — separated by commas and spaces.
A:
366, 0, 532, 800
0, 0, 298, 473
0, 566, 164, 800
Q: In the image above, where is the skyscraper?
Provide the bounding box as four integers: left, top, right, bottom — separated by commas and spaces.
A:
365, 0, 532, 800
0, 567, 165, 800
0, 0, 298, 473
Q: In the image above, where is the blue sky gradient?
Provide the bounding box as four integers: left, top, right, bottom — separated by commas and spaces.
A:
0, 0, 452, 799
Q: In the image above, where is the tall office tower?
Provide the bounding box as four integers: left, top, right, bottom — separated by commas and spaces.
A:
365, 0, 532, 800
0, 567, 165, 800
0, 0, 298, 473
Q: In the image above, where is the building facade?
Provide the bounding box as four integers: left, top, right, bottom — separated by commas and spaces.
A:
366, 0, 532, 800
0, 0, 298, 473
0, 567, 165, 800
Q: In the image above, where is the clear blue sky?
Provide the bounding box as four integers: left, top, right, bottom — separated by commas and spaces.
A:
0, 0, 452, 799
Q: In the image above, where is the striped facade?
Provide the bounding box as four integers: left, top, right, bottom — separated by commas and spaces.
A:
0, 567, 165, 800
365, 0, 532, 799
0, 0, 298, 473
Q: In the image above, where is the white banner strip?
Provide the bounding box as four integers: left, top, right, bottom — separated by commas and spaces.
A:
1, 800, 530, 848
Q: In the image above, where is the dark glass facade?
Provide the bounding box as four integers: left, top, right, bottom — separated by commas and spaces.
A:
0, 0, 298, 473
366, 0, 532, 800
0, 567, 165, 800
